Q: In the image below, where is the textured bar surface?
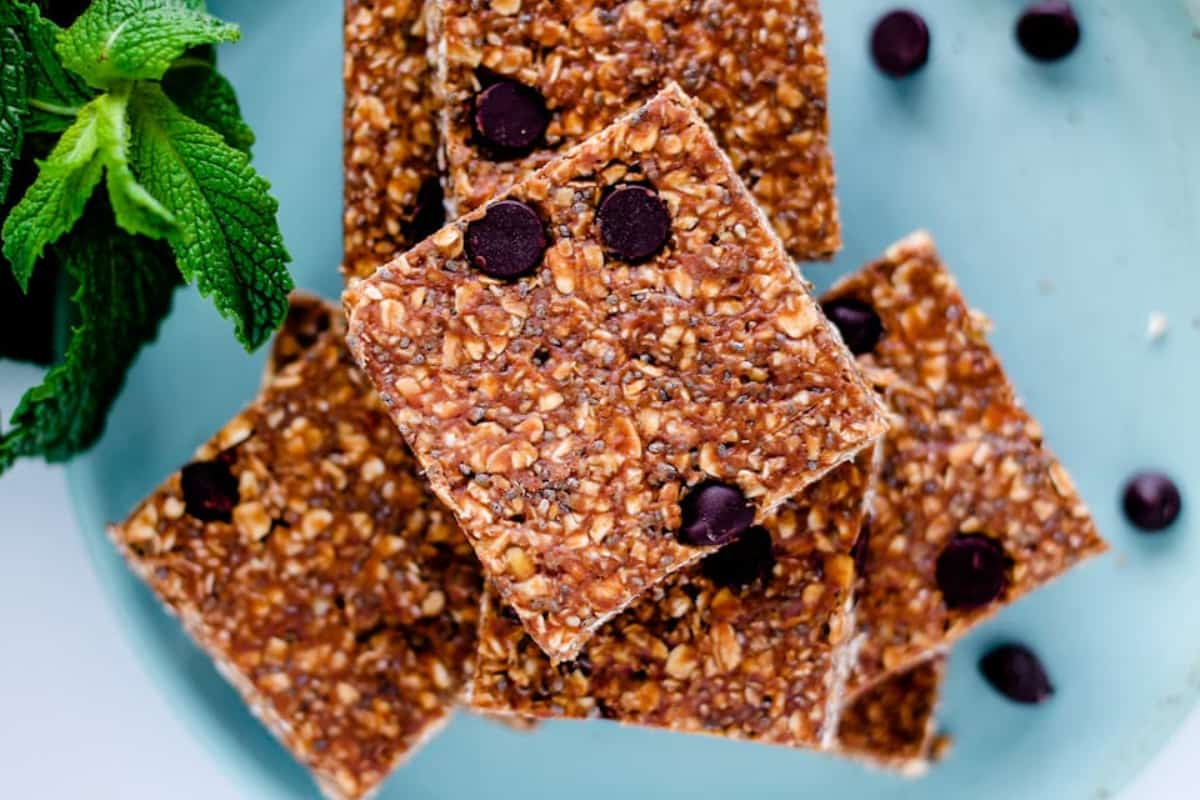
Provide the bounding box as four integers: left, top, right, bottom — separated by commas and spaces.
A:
823, 232, 1107, 696
109, 311, 482, 800
835, 656, 946, 774
470, 455, 872, 747
433, 0, 839, 259
344, 0, 442, 281
345, 84, 886, 661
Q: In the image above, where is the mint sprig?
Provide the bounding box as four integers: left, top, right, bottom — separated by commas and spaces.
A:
0, 0, 292, 475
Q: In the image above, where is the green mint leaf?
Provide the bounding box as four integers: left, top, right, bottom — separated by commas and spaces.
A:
162, 58, 254, 154
11, 0, 93, 134
0, 25, 28, 205
2, 94, 105, 290
127, 83, 291, 350
57, 0, 239, 89
0, 202, 179, 473
92, 88, 177, 238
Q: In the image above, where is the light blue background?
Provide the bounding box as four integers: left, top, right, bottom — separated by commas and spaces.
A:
61, 1, 1200, 798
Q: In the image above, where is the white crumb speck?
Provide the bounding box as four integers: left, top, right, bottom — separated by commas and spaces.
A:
1146, 311, 1169, 342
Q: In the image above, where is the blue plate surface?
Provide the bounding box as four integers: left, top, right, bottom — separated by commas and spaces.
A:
68, 1, 1200, 798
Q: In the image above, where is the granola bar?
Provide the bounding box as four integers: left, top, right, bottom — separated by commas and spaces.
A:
431, 0, 839, 260
835, 657, 946, 775
108, 312, 482, 800
344, 0, 444, 281
344, 83, 887, 662
820, 231, 1107, 697
469, 454, 873, 747
265, 291, 336, 378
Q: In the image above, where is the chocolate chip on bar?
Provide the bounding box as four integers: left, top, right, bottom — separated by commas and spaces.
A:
344, 83, 887, 662
835, 657, 947, 774
469, 455, 875, 748
108, 305, 482, 800
820, 231, 1108, 698
344, 0, 444, 281
431, 0, 840, 260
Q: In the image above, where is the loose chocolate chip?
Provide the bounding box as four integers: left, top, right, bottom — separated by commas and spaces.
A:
980, 643, 1055, 704
851, 519, 872, 577
701, 526, 776, 588
678, 481, 755, 547
935, 533, 1010, 610
1016, 2, 1080, 62
465, 200, 547, 279
597, 184, 671, 263
1123, 471, 1182, 532
822, 298, 884, 355
403, 177, 446, 243
180, 459, 240, 523
871, 9, 931, 78
473, 79, 550, 155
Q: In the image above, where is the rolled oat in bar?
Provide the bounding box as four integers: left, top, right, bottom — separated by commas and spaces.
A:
431, 0, 839, 260
820, 231, 1108, 698
109, 307, 482, 800
344, 83, 886, 663
344, 0, 444, 281
835, 657, 947, 775
469, 454, 874, 748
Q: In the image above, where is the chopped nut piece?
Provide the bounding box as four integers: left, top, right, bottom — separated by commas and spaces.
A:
469, 456, 876, 750
346, 85, 887, 662
431, 0, 839, 259
109, 304, 482, 800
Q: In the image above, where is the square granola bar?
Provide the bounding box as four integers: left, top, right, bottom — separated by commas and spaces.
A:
820, 231, 1108, 697
835, 657, 947, 775
109, 308, 482, 800
344, 0, 444, 281
344, 83, 887, 662
469, 454, 874, 747
431, 0, 839, 260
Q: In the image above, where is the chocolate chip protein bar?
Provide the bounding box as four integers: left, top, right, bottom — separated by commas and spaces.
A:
431, 0, 839, 260
344, 83, 887, 662
108, 309, 482, 800
344, 0, 444, 281
835, 657, 946, 774
820, 231, 1108, 697
469, 455, 873, 747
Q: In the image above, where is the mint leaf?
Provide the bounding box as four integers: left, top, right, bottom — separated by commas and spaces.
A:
0, 25, 28, 205
57, 0, 239, 89
163, 57, 254, 154
12, 0, 93, 134
127, 83, 290, 349
0, 202, 179, 473
2, 95, 105, 289
93, 88, 177, 238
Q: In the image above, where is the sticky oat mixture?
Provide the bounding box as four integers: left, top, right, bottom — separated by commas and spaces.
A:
345, 84, 885, 662
432, 0, 839, 259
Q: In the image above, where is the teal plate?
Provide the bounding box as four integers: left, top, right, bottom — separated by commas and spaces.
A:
68, 1, 1200, 798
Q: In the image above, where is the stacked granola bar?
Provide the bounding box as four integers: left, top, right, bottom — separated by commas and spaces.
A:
102, 2, 1109, 798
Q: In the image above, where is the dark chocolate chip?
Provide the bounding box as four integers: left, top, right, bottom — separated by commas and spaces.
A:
473, 79, 550, 155
851, 518, 872, 577
678, 481, 755, 547
935, 533, 1010, 610
701, 526, 776, 588
1016, 2, 1080, 62
871, 9, 931, 78
822, 298, 884, 355
403, 177, 446, 243
1123, 471, 1182, 532
597, 184, 671, 263
980, 643, 1055, 704
180, 459, 240, 523
465, 200, 547, 279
